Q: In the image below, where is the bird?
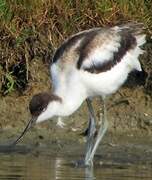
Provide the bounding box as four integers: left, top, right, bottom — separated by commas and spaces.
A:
12, 22, 146, 167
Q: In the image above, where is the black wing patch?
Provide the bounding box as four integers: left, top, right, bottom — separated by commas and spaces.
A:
79, 31, 137, 74
52, 29, 100, 63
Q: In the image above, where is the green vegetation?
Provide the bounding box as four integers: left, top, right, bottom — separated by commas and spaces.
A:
0, 0, 152, 95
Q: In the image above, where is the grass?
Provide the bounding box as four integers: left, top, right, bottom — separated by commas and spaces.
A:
0, 0, 152, 95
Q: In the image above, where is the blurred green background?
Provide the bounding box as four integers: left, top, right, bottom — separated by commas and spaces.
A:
0, 0, 152, 95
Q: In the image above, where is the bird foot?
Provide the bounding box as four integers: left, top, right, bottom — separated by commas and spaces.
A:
73, 159, 93, 168
56, 117, 66, 128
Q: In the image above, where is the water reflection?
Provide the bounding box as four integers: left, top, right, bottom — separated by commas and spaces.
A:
85, 166, 94, 180
0, 152, 151, 180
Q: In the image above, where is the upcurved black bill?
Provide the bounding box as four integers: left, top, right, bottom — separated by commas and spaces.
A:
10, 116, 37, 146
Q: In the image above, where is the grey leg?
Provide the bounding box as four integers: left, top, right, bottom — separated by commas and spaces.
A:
84, 99, 96, 166
85, 98, 108, 165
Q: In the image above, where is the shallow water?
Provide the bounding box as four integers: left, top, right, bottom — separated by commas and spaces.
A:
0, 145, 151, 180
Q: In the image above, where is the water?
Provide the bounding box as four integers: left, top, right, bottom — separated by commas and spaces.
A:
0, 146, 151, 180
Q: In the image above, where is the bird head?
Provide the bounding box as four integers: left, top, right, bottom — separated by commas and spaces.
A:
12, 92, 62, 146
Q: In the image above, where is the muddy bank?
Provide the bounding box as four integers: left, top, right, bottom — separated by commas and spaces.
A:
0, 37, 152, 141
0, 0, 152, 140
0, 83, 152, 135
0, 57, 152, 139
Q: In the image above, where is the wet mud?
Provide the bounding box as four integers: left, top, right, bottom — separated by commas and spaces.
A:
0, 128, 152, 167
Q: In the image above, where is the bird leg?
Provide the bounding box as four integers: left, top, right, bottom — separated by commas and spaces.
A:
84, 99, 96, 166
85, 98, 108, 166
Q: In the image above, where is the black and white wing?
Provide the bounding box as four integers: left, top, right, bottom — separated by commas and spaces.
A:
77, 23, 145, 74
51, 23, 145, 76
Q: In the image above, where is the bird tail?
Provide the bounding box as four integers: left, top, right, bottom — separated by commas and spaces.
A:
131, 34, 146, 71
114, 22, 146, 72
116, 22, 146, 34
136, 34, 146, 47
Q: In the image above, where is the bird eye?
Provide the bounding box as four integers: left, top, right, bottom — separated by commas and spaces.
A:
38, 106, 43, 111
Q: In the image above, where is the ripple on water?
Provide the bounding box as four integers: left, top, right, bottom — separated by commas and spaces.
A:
0, 152, 152, 180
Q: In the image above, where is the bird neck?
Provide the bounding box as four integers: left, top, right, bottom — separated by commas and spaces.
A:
53, 86, 86, 117
36, 92, 85, 123
55, 94, 84, 117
